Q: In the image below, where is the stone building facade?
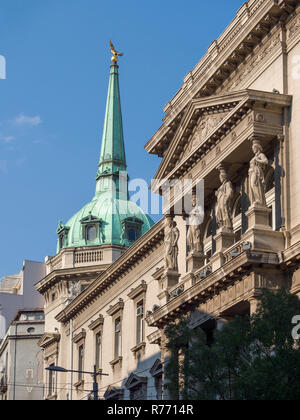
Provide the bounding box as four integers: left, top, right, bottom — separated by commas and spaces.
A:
0, 309, 45, 400
0, 260, 45, 339
36, 0, 300, 400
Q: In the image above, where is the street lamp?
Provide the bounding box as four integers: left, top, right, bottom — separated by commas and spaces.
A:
45, 365, 108, 400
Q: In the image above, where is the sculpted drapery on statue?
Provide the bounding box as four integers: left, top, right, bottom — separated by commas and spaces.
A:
215, 165, 234, 230
187, 194, 204, 254
249, 139, 269, 206
164, 216, 180, 271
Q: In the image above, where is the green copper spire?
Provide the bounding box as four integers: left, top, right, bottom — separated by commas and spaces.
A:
96, 63, 127, 195
55, 49, 154, 254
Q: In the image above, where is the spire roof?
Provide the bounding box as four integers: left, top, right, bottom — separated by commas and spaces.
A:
97, 63, 127, 180
55, 51, 154, 253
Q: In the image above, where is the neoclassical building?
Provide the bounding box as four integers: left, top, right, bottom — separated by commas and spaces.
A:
37, 0, 300, 400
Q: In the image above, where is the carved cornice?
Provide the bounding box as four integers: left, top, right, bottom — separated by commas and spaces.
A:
130, 342, 146, 356
153, 89, 291, 191
109, 356, 123, 368
145, 0, 298, 157
125, 373, 148, 390
35, 264, 108, 294
88, 315, 104, 331
38, 332, 60, 349
150, 359, 163, 377
107, 300, 124, 317
127, 282, 147, 300
104, 386, 124, 400
282, 239, 300, 269
55, 220, 164, 323
147, 330, 161, 345
152, 266, 164, 280
145, 249, 280, 327
72, 329, 86, 344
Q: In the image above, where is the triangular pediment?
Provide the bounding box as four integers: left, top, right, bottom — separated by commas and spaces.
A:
125, 373, 148, 390
153, 89, 249, 184
181, 111, 228, 160
150, 359, 162, 377
38, 332, 60, 349
104, 385, 124, 400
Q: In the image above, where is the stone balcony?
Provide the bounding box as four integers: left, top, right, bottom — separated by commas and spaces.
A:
146, 244, 287, 329
45, 244, 125, 275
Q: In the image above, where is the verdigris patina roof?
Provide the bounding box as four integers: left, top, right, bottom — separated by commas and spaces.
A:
56, 58, 154, 253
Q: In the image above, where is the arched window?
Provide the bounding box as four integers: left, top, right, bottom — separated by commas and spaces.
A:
120, 217, 144, 245
87, 225, 97, 241
80, 213, 102, 244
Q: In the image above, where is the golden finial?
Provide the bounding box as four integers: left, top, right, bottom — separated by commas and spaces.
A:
110, 40, 123, 63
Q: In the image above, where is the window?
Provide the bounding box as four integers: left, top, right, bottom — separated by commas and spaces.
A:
120, 217, 144, 245
114, 317, 122, 358
48, 364, 55, 397
59, 233, 65, 249
130, 383, 147, 401
128, 228, 136, 242
80, 214, 102, 244
56, 222, 70, 251
95, 332, 102, 370
19, 312, 45, 321
235, 229, 242, 243
78, 345, 84, 381
87, 225, 97, 241
136, 301, 144, 345
27, 327, 35, 334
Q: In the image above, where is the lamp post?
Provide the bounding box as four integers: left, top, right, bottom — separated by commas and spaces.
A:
45, 365, 108, 401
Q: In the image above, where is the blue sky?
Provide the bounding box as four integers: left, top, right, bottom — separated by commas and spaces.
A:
0, 0, 243, 276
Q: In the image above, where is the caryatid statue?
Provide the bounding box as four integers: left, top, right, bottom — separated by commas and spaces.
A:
248, 139, 269, 206
164, 216, 180, 271
187, 194, 204, 254
215, 165, 234, 230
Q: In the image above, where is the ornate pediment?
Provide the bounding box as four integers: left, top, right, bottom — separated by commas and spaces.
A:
181, 112, 228, 160
38, 332, 60, 359
150, 359, 162, 377
153, 90, 245, 184
104, 385, 124, 400
146, 1, 298, 158
38, 332, 60, 350
152, 89, 292, 190
125, 373, 148, 390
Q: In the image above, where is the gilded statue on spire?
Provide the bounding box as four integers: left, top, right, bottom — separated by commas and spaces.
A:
110, 40, 123, 63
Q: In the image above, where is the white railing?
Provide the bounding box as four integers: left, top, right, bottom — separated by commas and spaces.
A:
75, 250, 103, 264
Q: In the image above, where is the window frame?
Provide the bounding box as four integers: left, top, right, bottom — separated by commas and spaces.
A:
114, 317, 122, 359
136, 300, 144, 345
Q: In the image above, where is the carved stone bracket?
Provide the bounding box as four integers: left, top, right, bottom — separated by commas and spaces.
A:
187, 251, 205, 273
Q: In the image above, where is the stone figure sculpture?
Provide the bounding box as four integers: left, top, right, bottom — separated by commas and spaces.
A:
187, 195, 204, 254
215, 166, 234, 229
249, 140, 268, 206
164, 217, 180, 271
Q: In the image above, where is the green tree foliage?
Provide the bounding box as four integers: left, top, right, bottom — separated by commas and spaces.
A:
165, 289, 300, 400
